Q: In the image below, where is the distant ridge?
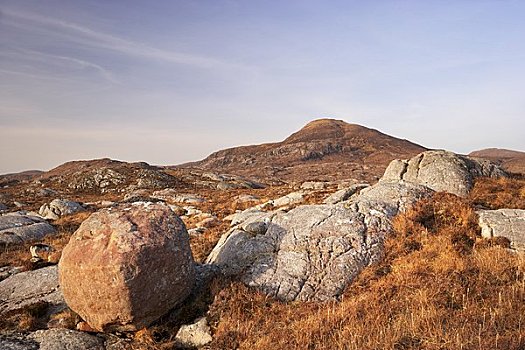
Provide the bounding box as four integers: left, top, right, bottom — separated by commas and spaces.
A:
470, 148, 525, 175
181, 118, 427, 182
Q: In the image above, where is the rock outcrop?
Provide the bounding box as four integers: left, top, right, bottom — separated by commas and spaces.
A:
381, 150, 506, 197
478, 209, 525, 251
206, 181, 433, 301
0, 266, 65, 316
38, 199, 85, 220
59, 202, 195, 331
0, 213, 57, 245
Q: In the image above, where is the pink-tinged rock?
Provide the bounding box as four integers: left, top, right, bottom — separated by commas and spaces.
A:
58, 202, 195, 332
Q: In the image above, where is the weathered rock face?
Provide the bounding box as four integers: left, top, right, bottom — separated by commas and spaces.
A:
0, 213, 57, 245
356, 181, 434, 214
59, 202, 195, 332
38, 199, 84, 220
30, 329, 104, 350
206, 181, 433, 301
0, 266, 65, 316
478, 209, 525, 251
381, 150, 506, 197
0, 333, 38, 350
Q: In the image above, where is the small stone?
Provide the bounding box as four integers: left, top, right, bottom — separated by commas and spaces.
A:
76, 321, 98, 333
188, 227, 206, 236
175, 317, 213, 348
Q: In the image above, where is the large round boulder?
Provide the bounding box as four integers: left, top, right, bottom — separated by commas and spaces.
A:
58, 202, 195, 332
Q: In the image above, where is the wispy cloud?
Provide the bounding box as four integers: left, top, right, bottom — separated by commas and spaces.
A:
1, 8, 239, 70
0, 49, 119, 84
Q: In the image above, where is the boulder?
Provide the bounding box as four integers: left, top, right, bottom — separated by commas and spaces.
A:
58, 202, 195, 331
0, 213, 57, 245
0, 266, 65, 316
381, 150, 506, 197
323, 184, 369, 204
477, 209, 525, 251
0, 203, 8, 213
207, 204, 388, 301
30, 329, 104, 350
175, 317, 213, 348
207, 181, 432, 301
38, 199, 84, 220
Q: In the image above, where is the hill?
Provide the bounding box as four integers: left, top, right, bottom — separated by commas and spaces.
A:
182, 118, 427, 182
470, 148, 525, 175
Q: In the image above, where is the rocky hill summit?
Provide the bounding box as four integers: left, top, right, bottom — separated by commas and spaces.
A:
182, 119, 427, 183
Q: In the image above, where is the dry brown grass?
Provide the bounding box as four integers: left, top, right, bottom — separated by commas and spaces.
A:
201, 185, 525, 350
4, 176, 525, 349
0, 301, 51, 332
0, 211, 91, 270
470, 176, 525, 210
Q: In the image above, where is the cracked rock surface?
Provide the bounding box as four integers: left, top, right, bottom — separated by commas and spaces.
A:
30, 329, 105, 350
381, 150, 506, 197
0, 266, 65, 316
478, 209, 525, 251
206, 181, 433, 301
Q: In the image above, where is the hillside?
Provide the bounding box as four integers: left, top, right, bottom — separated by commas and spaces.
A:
182, 118, 427, 182
470, 148, 525, 175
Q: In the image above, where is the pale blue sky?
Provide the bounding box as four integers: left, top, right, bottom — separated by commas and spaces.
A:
1, 0, 524, 174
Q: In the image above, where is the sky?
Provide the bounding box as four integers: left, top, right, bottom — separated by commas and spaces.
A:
1, 0, 524, 174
